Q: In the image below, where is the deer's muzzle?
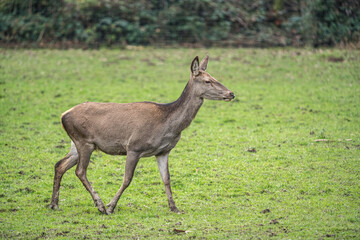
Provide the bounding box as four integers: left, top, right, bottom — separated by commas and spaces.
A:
224, 91, 235, 102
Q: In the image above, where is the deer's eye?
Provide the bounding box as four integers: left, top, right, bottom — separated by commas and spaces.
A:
205, 80, 211, 84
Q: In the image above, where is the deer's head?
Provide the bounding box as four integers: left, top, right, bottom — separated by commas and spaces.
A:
190, 55, 235, 101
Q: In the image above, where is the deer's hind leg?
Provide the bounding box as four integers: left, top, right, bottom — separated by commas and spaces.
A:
74, 141, 107, 214
50, 141, 79, 210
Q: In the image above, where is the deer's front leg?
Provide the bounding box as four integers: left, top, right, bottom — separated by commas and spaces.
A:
106, 151, 140, 214
156, 152, 180, 213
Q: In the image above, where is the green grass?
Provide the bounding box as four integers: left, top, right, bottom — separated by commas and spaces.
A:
0, 47, 359, 239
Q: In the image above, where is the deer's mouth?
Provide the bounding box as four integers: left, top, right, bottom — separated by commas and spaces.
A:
223, 98, 232, 102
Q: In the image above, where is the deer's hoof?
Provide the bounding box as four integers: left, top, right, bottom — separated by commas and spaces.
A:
98, 207, 108, 215
48, 203, 60, 211
96, 205, 107, 215
94, 199, 107, 214
95, 203, 107, 214
170, 206, 180, 213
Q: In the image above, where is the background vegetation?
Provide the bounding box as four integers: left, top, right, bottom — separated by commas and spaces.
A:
0, 48, 359, 239
0, 0, 359, 47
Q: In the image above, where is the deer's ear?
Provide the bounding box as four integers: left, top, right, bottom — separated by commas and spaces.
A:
200, 54, 209, 71
191, 56, 200, 76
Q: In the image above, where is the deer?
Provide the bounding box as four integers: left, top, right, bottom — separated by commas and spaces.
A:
49, 55, 235, 214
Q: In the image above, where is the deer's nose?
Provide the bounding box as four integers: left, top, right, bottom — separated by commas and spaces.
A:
230, 92, 235, 99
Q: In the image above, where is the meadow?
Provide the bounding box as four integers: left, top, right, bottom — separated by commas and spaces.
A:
0, 47, 359, 239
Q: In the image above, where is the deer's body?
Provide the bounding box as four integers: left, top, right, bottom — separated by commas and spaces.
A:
50, 55, 234, 214
62, 86, 202, 157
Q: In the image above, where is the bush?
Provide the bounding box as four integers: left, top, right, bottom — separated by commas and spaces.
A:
312, 0, 360, 46
0, 0, 359, 47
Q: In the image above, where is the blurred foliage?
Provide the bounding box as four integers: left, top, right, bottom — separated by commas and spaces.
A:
0, 0, 359, 47
311, 0, 360, 46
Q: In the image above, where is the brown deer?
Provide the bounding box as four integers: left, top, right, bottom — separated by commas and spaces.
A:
49, 55, 235, 214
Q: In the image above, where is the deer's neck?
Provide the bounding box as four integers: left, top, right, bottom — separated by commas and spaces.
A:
165, 81, 203, 134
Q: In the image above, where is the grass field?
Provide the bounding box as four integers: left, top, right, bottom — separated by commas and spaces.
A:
0, 47, 359, 239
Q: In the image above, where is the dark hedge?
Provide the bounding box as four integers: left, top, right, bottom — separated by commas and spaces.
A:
0, 0, 359, 47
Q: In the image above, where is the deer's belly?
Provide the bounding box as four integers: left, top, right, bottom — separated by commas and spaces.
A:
139, 142, 176, 157
95, 133, 181, 157
138, 134, 181, 157
96, 141, 127, 155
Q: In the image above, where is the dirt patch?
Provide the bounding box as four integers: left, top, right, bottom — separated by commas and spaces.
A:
15, 187, 34, 194
34, 232, 47, 239
327, 56, 344, 62
56, 231, 70, 236
270, 219, 279, 224
173, 228, 190, 234
324, 234, 336, 237
247, 147, 257, 153
252, 104, 263, 110
211, 56, 221, 61
232, 56, 251, 64
261, 209, 271, 214
141, 58, 156, 66
155, 55, 167, 62
103, 56, 133, 66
